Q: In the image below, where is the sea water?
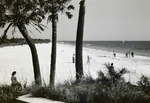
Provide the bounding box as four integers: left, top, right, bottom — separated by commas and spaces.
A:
61, 41, 150, 58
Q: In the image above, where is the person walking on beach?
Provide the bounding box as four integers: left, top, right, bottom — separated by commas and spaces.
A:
11, 71, 21, 89
128, 51, 130, 57
131, 52, 134, 57
72, 54, 75, 63
126, 52, 128, 57
113, 51, 116, 57
87, 55, 92, 65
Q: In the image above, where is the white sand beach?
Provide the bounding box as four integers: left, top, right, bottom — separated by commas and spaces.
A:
0, 43, 150, 86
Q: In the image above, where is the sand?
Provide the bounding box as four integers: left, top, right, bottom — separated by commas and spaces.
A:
0, 42, 150, 86
16, 94, 64, 103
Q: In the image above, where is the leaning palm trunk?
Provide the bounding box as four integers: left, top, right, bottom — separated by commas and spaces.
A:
1, 23, 12, 41
50, 14, 57, 87
75, 0, 85, 80
17, 23, 42, 86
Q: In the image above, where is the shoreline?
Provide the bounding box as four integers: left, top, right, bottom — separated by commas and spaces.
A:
60, 41, 150, 63
60, 41, 150, 58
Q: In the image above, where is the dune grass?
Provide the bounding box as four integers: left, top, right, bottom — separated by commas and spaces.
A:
0, 84, 34, 103
31, 63, 150, 103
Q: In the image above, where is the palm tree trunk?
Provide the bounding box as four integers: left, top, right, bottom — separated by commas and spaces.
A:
1, 23, 12, 42
50, 14, 57, 87
75, 0, 85, 80
17, 23, 42, 86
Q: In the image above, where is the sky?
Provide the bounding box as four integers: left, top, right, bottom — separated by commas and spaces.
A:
0, 0, 150, 41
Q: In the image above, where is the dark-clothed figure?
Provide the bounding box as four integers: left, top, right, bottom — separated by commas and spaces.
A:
108, 63, 116, 83
131, 52, 134, 57
72, 54, 75, 63
87, 55, 92, 65
109, 63, 115, 76
11, 71, 21, 88
113, 51, 116, 57
126, 52, 128, 57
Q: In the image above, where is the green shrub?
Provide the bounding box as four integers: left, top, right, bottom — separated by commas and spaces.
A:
137, 75, 150, 94
31, 63, 150, 103
0, 84, 33, 103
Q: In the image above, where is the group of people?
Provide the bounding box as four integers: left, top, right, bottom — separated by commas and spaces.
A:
126, 51, 134, 58
113, 51, 134, 58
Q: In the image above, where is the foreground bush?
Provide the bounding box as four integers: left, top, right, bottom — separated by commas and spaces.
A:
32, 64, 150, 103
32, 78, 150, 103
0, 84, 33, 103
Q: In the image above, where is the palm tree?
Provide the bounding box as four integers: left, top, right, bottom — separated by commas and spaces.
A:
39, 0, 74, 87
75, 0, 85, 80
0, 0, 45, 85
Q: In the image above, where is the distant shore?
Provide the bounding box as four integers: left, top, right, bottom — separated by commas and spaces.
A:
0, 38, 50, 47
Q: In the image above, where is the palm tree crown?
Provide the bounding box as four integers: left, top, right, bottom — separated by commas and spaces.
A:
0, 0, 45, 33
39, 0, 74, 23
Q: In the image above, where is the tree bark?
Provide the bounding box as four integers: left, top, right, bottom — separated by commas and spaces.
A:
50, 13, 57, 87
75, 0, 85, 80
1, 23, 12, 42
17, 23, 42, 86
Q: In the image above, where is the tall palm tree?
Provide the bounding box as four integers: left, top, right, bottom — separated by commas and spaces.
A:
39, 0, 74, 87
75, 0, 85, 80
0, 0, 45, 85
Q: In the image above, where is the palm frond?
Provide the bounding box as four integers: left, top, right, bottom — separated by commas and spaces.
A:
37, 25, 44, 31
47, 15, 53, 23
30, 22, 42, 33
104, 62, 111, 69
67, 4, 74, 10
0, 19, 6, 28
65, 12, 73, 19
60, 0, 71, 4
55, 13, 58, 21
118, 68, 129, 75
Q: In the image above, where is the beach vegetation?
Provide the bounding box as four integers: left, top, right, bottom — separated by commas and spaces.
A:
0, 84, 34, 103
0, 38, 50, 46
137, 75, 150, 94
0, 0, 46, 85
38, 0, 74, 87
31, 63, 150, 103
75, 0, 85, 80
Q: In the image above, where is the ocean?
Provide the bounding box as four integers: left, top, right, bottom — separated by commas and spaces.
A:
60, 41, 150, 57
